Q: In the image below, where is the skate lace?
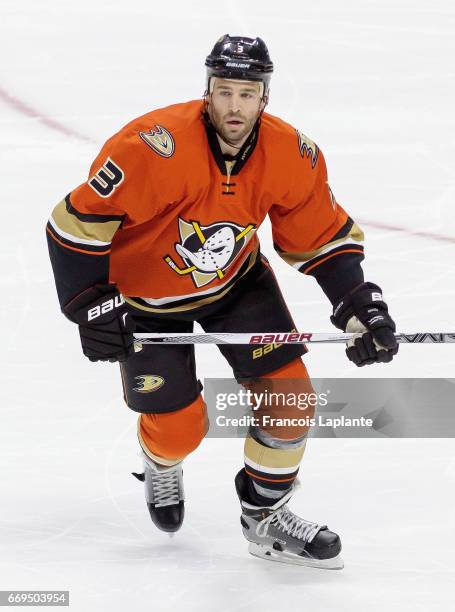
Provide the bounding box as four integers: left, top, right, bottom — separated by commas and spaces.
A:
152, 467, 181, 508
256, 505, 321, 544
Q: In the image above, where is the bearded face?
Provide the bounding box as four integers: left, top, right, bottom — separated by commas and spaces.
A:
207, 78, 265, 147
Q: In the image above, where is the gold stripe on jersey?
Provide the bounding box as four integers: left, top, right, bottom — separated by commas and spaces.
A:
275, 222, 364, 270
125, 247, 259, 314
50, 199, 122, 245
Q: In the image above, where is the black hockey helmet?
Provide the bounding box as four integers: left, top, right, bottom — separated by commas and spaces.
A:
205, 34, 273, 96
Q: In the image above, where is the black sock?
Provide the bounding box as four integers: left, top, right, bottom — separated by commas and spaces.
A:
245, 474, 288, 507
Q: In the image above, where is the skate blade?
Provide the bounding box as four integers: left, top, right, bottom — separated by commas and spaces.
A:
248, 543, 344, 570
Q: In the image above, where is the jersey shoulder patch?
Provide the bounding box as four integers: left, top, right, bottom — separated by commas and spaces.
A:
139, 124, 175, 158
295, 129, 319, 169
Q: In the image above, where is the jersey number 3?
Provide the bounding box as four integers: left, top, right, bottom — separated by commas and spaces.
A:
88, 158, 124, 198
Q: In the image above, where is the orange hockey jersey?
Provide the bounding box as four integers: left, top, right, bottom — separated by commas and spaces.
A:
47, 99, 364, 312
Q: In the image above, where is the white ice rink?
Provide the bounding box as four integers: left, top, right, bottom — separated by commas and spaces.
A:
1, 0, 454, 610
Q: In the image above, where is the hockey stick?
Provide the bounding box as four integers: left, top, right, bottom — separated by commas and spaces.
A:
133, 332, 455, 345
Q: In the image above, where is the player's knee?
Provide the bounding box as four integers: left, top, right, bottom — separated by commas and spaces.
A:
139, 394, 208, 462
243, 357, 315, 442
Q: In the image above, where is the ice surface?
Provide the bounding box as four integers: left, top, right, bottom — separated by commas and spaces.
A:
0, 1, 454, 610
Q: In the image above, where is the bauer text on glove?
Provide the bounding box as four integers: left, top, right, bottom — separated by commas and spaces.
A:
63, 284, 135, 363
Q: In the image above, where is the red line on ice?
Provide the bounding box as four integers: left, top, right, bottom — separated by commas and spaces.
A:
0, 86, 95, 143
359, 219, 455, 245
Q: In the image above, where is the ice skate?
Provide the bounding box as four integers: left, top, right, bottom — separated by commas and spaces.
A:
235, 469, 343, 569
133, 453, 185, 534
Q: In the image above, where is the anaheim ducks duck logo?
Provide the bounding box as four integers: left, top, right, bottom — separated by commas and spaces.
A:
133, 375, 165, 393
296, 129, 318, 168
164, 218, 256, 288
139, 125, 175, 158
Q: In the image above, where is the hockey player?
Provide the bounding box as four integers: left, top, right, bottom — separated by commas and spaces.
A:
47, 35, 398, 569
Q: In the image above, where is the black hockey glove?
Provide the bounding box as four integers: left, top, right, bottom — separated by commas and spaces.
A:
63, 284, 135, 363
330, 282, 398, 367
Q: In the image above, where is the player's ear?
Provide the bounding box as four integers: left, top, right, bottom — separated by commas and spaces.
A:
261, 84, 270, 109
203, 89, 211, 112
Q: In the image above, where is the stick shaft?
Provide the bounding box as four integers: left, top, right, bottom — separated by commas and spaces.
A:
133, 332, 455, 345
